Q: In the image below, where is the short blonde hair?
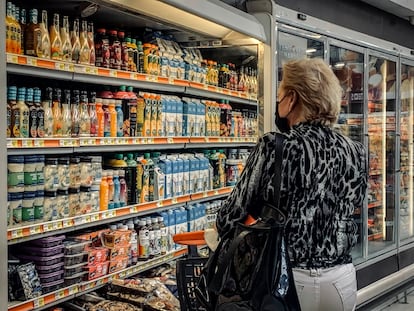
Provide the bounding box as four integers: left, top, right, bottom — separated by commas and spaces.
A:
281, 58, 341, 126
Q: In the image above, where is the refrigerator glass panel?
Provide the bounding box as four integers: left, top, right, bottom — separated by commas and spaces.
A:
400, 63, 414, 240
329, 45, 364, 259
367, 55, 396, 254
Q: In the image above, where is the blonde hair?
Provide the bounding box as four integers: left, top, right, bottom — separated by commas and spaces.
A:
281, 58, 341, 126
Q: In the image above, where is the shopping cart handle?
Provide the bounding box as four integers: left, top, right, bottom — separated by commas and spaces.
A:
173, 230, 206, 246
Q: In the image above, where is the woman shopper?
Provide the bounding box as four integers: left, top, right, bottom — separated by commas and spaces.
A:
216, 58, 368, 311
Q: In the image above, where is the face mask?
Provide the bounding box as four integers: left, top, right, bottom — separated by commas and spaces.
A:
275, 94, 291, 132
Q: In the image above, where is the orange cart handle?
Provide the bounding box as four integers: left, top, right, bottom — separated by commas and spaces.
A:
173, 230, 206, 245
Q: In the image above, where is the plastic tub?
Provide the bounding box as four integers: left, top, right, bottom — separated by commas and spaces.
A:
18, 253, 64, 266
64, 252, 88, 266
84, 261, 109, 280
64, 239, 91, 255
41, 278, 64, 293
20, 244, 64, 257
35, 262, 64, 274
38, 270, 64, 283
108, 257, 128, 274
64, 271, 87, 286
108, 245, 130, 261
31, 235, 65, 248
64, 262, 88, 277
87, 247, 109, 265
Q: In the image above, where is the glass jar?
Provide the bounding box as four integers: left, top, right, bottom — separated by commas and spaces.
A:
58, 157, 70, 190
80, 156, 93, 187
80, 186, 91, 214
44, 191, 57, 221
8, 155, 24, 188
69, 157, 81, 188
9, 192, 23, 226
24, 155, 38, 187
44, 158, 59, 191
91, 156, 102, 184
34, 190, 44, 221
57, 189, 69, 218
36, 155, 45, 190
68, 187, 80, 217
90, 183, 100, 212
22, 191, 35, 222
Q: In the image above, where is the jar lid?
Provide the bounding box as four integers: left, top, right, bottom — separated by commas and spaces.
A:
70, 157, 80, 164
57, 189, 69, 196
23, 191, 36, 199
36, 190, 44, 196
80, 156, 92, 163
9, 192, 23, 200
68, 188, 80, 194
80, 186, 91, 192
8, 155, 24, 163
58, 157, 70, 165
24, 155, 38, 163
45, 158, 58, 165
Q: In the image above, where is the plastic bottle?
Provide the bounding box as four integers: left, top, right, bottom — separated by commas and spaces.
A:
115, 100, 124, 137
42, 87, 53, 137
158, 216, 168, 255
127, 86, 138, 137
128, 38, 138, 72
17, 87, 29, 138
128, 222, 138, 265
152, 217, 161, 257
119, 169, 127, 207
218, 149, 227, 187
113, 170, 120, 208
118, 31, 129, 71
71, 90, 80, 137
107, 170, 114, 209
125, 153, 138, 204
89, 92, 98, 137
108, 100, 117, 137
8, 86, 17, 138
26, 88, 37, 138
140, 153, 153, 202
61, 89, 72, 137
109, 30, 121, 70
147, 218, 155, 258
95, 28, 110, 68
95, 98, 104, 137
136, 95, 145, 137
99, 171, 108, 211
138, 219, 149, 261
34, 88, 44, 138
51, 88, 62, 137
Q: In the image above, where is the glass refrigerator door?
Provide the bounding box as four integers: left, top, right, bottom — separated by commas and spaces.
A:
329, 44, 364, 259
400, 61, 414, 241
367, 53, 397, 254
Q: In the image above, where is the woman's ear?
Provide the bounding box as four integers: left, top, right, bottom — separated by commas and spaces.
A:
288, 91, 297, 111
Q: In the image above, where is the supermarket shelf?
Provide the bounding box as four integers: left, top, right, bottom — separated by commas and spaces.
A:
7, 137, 257, 154
7, 187, 233, 245
6, 53, 256, 105
7, 248, 187, 311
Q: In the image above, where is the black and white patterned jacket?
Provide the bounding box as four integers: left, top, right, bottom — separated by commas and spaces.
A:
216, 122, 368, 269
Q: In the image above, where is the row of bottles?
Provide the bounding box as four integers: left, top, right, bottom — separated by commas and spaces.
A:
7, 85, 258, 139
5, 3, 258, 97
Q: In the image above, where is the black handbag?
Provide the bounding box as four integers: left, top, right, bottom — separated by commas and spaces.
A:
196, 133, 301, 311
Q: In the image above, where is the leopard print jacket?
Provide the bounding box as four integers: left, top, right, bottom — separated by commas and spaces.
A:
216, 122, 368, 269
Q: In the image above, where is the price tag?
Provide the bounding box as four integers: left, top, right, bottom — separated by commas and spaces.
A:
130, 206, 138, 213
29, 225, 42, 235
203, 192, 208, 198
59, 139, 73, 147
133, 138, 140, 144
119, 272, 126, 278
55, 289, 66, 300
53, 221, 62, 230
80, 138, 89, 146
6, 140, 12, 148
7, 53, 17, 63
107, 275, 114, 282
43, 223, 54, 232
83, 282, 94, 291
172, 198, 178, 204
28, 57, 37, 66
68, 286, 79, 295
147, 138, 154, 144
96, 279, 104, 286
34, 139, 45, 147
84, 215, 91, 223
214, 190, 219, 195
62, 219, 73, 228
157, 201, 164, 208
140, 138, 147, 144
167, 137, 174, 144
21, 140, 33, 148
101, 211, 110, 219
91, 214, 100, 222
55, 62, 65, 71
11, 229, 23, 239
33, 297, 45, 308
74, 217, 85, 226
205, 137, 210, 142
109, 70, 117, 78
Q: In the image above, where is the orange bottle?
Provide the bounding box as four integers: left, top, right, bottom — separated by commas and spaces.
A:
96, 98, 104, 137
108, 100, 117, 137
99, 171, 109, 211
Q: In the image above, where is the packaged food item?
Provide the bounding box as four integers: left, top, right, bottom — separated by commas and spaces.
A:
64, 239, 91, 255
108, 256, 128, 273
64, 262, 88, 277
15, 262, 42, 300
84, 261, 109, 280
64, 271, 87, 285
102, 229, 131, 247
87, 247, 109, 265
64, 252, 88, 266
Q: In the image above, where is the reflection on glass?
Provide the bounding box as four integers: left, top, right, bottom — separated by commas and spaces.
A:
277, 32, 324, 85
329, 46, 364, 259
400, 64, 414, 240
367, 55, 396, 254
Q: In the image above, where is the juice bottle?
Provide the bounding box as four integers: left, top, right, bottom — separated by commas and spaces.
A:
218, 149, 227, 187
25, 9, 40, 57
79, 20, 90, 65
156, 95, 163, 136
118, 31, 128, 71
34, 88, 44, 138
79, 91, 90, 137
150, 93, 157, 137
107, 170, 114, 209
137, 41, 144, 73
109, 30, 121, 70
108, 100, 117, 137
13, 5, 21, 54
103, 99, 110, 137
143, 43, 152, 74
6, 2, 14, 53
95, 98, 104, 137
71, 18, 81, 63
19, 8, 26, 54
17, 87, 29, 138
99, 171, 109, 211
60, 16, 72, 62
136, 95, 145, 137
128, 221, 138, 265
42, 87, 54, 137
113, 170, 120, 208
95, 28, 110, 68
26, 88, 37, 138
9, 86, 19, 138
143, 93, 152, 137
61, 89, 72, 137
7, 86, 16, 138
128, 38, 137, 72
119, 169, 127, 206
115, 100, 124, 137
71, 90, 80, 137
125, 153, 137, 204
38, 10, 51, 59
138, 219, 149, 261
50, 13, 62, 60
52, 88, 63, 137
87, 22, 95, 66
140, 154, 150, 203
89, 92, 98, 137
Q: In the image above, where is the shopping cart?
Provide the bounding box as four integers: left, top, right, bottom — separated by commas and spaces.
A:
173, 230, 209, 311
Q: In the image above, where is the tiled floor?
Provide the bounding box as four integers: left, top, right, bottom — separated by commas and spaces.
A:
376, 289, 414, 311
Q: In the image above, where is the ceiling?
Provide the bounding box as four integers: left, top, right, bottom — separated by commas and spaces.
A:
360, 0, 414, 23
